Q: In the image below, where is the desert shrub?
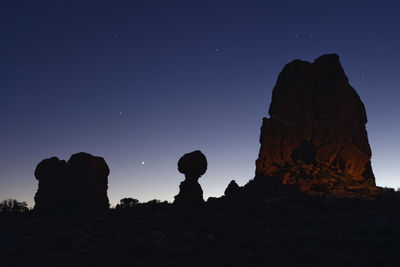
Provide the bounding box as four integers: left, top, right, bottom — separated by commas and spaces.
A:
0, 199, 29, 213
146, 199, 162, 204
115, 198, 139, 210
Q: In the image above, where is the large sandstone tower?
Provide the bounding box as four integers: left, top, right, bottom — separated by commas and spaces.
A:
255, 54, 377, 197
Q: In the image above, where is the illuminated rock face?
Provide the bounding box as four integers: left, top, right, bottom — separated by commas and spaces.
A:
255, 54, 377, 197
174, 150, 207, 205
34, 152, 110, 212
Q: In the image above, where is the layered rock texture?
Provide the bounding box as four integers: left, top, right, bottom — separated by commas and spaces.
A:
34, 152, 110, 212
255, 54, 378, 197
174, 150, 207, 206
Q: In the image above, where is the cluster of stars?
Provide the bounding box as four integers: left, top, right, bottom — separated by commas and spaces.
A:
295, 33, 315, 38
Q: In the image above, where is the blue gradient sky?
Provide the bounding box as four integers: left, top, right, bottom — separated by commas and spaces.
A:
1, 0, 399, 207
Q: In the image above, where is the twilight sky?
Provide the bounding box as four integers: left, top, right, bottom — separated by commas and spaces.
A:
1, 0, 399, 207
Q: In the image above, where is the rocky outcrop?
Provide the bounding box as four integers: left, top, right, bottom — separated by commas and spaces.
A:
255, 54, 378, 197
34, 157, 71, 212
224, 180, 240, 199
174, 150, 207, 206
34, 152, 110, 212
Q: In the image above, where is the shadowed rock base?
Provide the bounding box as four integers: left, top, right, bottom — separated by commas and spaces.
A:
174, 180, 204, 205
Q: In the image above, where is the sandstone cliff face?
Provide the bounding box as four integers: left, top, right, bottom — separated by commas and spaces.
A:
34, 152, 110, 212
255, 54, 377, 197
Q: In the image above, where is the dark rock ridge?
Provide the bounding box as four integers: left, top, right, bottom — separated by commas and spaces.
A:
34, 152, 110, 212
254, 54, 378, 197
174, 150, 207, 205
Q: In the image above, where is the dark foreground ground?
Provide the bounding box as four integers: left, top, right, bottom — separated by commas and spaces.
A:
1, 194, 400, 267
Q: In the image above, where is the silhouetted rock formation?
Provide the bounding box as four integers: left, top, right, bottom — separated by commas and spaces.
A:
255, 54, 378, 198
34, 152, 110, 212
174, 150, 207, 206
224, 180, 240, 199
34, 157, 71, 212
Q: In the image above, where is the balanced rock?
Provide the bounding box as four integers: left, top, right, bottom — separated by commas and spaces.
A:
255, 54, 377, 197
174, 150, 207, 205
34, 152, 110, 212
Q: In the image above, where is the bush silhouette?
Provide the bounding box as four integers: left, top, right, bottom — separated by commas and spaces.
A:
145, 199, 162, 204
0, 199, 29, 213
115, 198, 139, 209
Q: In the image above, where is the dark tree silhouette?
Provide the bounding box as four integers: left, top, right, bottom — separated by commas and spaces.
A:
146, 199, 167, 205
115, 197, 139, 209
0, 199, 29, 213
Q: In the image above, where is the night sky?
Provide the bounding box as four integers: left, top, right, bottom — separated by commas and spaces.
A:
1, 0, 399, 207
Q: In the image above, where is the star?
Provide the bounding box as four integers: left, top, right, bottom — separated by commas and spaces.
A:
119, 111, 123, 115
215, 48, 220, 52
141, 161, 145, 165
